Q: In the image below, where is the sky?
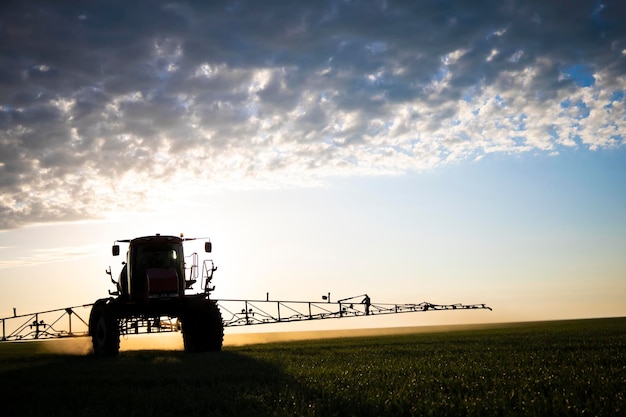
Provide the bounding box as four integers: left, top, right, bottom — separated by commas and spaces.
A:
0, 0, 625, 331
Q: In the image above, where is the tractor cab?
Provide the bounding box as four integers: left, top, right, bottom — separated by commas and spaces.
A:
111, 234, 211, 302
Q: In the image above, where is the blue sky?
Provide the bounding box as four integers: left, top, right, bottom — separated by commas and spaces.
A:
0, 0, 624, 328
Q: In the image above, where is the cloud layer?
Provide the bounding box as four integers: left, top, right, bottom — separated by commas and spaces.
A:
1, 0, 625, 229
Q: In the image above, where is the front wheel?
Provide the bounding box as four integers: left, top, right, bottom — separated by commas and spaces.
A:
89, 301, 120, 356
181, 298, 224, 353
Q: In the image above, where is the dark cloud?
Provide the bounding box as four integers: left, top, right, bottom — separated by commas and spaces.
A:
0, 0, 624, 229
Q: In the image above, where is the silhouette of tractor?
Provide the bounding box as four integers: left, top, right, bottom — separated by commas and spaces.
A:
1, 233, 491, 349
89, 234, 222, 356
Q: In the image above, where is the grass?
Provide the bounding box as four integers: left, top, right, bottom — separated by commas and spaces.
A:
1, 318, 624, 416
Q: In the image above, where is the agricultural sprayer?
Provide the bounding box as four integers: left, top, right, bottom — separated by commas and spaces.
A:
1, 234, 492, 356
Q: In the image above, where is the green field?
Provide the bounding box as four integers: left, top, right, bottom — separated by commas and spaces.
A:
1, 318, 624, 416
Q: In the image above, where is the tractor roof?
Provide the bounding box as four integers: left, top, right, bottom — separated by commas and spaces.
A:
115, 234, 183, 245
132, 235, 182, 244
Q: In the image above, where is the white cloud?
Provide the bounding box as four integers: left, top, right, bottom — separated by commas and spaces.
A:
0, 0, 624, 229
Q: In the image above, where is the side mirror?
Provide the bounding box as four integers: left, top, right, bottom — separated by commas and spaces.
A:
204, 242, 212, 253
112, 245, 120, 256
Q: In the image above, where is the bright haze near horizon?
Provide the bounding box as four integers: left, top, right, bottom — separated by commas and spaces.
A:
0, 0, 624, 332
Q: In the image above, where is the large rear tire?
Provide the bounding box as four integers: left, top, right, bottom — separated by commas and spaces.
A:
89, 301, 120, 357
182, 298, 224, 353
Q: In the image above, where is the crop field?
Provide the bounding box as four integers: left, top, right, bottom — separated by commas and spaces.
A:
1, 318, 624, 416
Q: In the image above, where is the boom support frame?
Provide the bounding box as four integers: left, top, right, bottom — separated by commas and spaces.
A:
0, 295, 491, 342
217, 296, 491, 327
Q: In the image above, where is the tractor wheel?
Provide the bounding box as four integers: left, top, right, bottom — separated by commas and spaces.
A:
89, 302, 120, 357
182, 298, 224, 353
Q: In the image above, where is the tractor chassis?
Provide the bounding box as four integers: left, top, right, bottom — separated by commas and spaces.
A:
89, 294, 223, 356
